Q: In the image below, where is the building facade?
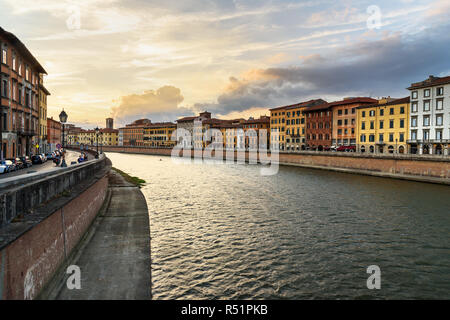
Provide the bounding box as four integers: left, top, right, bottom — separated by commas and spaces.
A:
1, 27, 47, 159
407, 75, 450, 155
356, 97, 410, 154
120, 119, 151, 146
99, 128, 119, 146
269, 99, 326, 151
143, 123, 176, 148
176, 111, 212, 148
304, 102, 333, 150
330, 97, 377, 149
38, 74, 50, 154
47, 117, 61, 151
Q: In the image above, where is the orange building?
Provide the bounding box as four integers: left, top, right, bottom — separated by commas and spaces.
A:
47, 117, 61, 151
120, 118, 151, 146
1, 27, 47, 158
330, 97, 377, 148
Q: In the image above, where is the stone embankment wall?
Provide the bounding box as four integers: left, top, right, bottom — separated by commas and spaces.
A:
98, 146, 450, 182
0, 155, 111, 300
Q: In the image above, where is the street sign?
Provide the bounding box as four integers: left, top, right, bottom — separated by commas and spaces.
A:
56, 143, 62, 149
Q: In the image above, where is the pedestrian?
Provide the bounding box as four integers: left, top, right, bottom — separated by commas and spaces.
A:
83, 153, 88, 161
77, 155, 84, 163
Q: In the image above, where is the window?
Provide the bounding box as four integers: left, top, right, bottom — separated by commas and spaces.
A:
436, 130, 443, 140
437, 87, 444, 96
389, 133, 394, 142
412, 91, 418, 99
400, 107, 405, 114
338, 110, 342, 115
337, 120, 342, 125
424, 89, 430, 97
362, 111, 366, 117
423, 116, 430, 126
411, 102, 418, 113
369, 110, 375, 117
360, 134, 366, 142
436, 114, 443, 126
380, 109, 384, 116
2, 80, 7, 97
436, 99, 443, 110
423, 130, 430, 140
400, 119, 404, 128
379, 120, 384, 129
361, 122, 365, 130
390, 108, 394, 115
399, 133, 404, 142
370, 121, 374, 130
423, 100, 430, 112
1, 49, 6, 64
12, 56, 16, 71
411, 130, 417, 140
389, 120, 394, 129
379, 134, 384, 142
369, 134, 375, 142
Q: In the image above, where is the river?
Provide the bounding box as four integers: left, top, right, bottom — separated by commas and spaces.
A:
106, 152, 450, 299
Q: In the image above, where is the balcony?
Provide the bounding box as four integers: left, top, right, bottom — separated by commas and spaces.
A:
407, 139, 450, 144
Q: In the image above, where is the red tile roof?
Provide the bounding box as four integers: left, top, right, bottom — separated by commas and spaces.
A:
328, 97, 377, 107
407, 75, 450, 90
269, 99, 327, 111
303, 102, 332, 113
358, 96, 410, 109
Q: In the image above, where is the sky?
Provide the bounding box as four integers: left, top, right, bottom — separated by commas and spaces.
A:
1, 0, 450, 128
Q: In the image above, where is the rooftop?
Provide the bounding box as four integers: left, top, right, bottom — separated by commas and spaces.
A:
407, 75, 450, 90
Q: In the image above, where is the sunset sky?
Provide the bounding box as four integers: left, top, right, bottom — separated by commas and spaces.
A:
1, 0, 449, 128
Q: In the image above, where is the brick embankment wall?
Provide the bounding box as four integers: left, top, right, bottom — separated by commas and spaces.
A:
0, 161, 110, 300
99, 146, 450, 182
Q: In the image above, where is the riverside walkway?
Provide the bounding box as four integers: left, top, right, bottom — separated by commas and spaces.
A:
48, 170, 151, 300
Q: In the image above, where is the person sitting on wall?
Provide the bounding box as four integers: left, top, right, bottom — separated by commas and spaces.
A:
83, 153, 88, 161
77, 154, 84, 163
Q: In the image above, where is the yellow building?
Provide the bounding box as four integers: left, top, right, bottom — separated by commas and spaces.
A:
78, 130, 96, 146
143, 123, 176, 147
38, 74, 50, 153
269, 99, 326, 151
99, 128, 119, 146
356, 97, 410, 154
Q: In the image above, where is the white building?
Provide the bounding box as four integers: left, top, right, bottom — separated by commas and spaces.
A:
118, 128, 123, 146
407, 75, 450, 155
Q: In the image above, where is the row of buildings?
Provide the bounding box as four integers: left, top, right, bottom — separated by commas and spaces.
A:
269, 74, 449, 155
0, 27, 57, 159
115, 74, 449, 156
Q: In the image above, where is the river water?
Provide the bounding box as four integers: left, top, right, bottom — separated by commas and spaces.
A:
106, 152, 450, 299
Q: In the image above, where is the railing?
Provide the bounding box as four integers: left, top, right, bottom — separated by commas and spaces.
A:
0, 154, 108, 228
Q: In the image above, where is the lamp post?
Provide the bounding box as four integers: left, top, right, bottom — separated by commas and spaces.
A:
95, 127, 99, 158
59, 109, 68, 167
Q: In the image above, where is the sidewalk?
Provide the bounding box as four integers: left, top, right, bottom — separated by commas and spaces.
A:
51, 170, 151, 300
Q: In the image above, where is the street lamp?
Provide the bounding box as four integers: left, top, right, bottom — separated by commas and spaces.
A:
95, 127, 100, 158
59, 109, 68, 167
100, 131, 103, 154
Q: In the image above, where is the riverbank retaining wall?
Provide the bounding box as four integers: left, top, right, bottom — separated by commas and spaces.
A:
0, 156, 111, 300
97, 146, 450, 182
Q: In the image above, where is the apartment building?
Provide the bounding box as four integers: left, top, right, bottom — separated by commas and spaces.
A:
269, 99, 326, 151
38, 74, 50, 154
1, 27, 47, 158
407, 75, 450, 155
143, 122, 176, 148
304, 102, 333, 150
120, 118, 151, 146
356, 97, 410, 154
330, 97, 377, 148
47, 117, 61, 151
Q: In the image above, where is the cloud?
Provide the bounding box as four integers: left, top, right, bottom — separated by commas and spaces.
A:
111, 86, 193, 124
195, 28, 450, 116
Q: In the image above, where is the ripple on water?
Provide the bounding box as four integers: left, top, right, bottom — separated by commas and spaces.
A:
106, 153, 450, 300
